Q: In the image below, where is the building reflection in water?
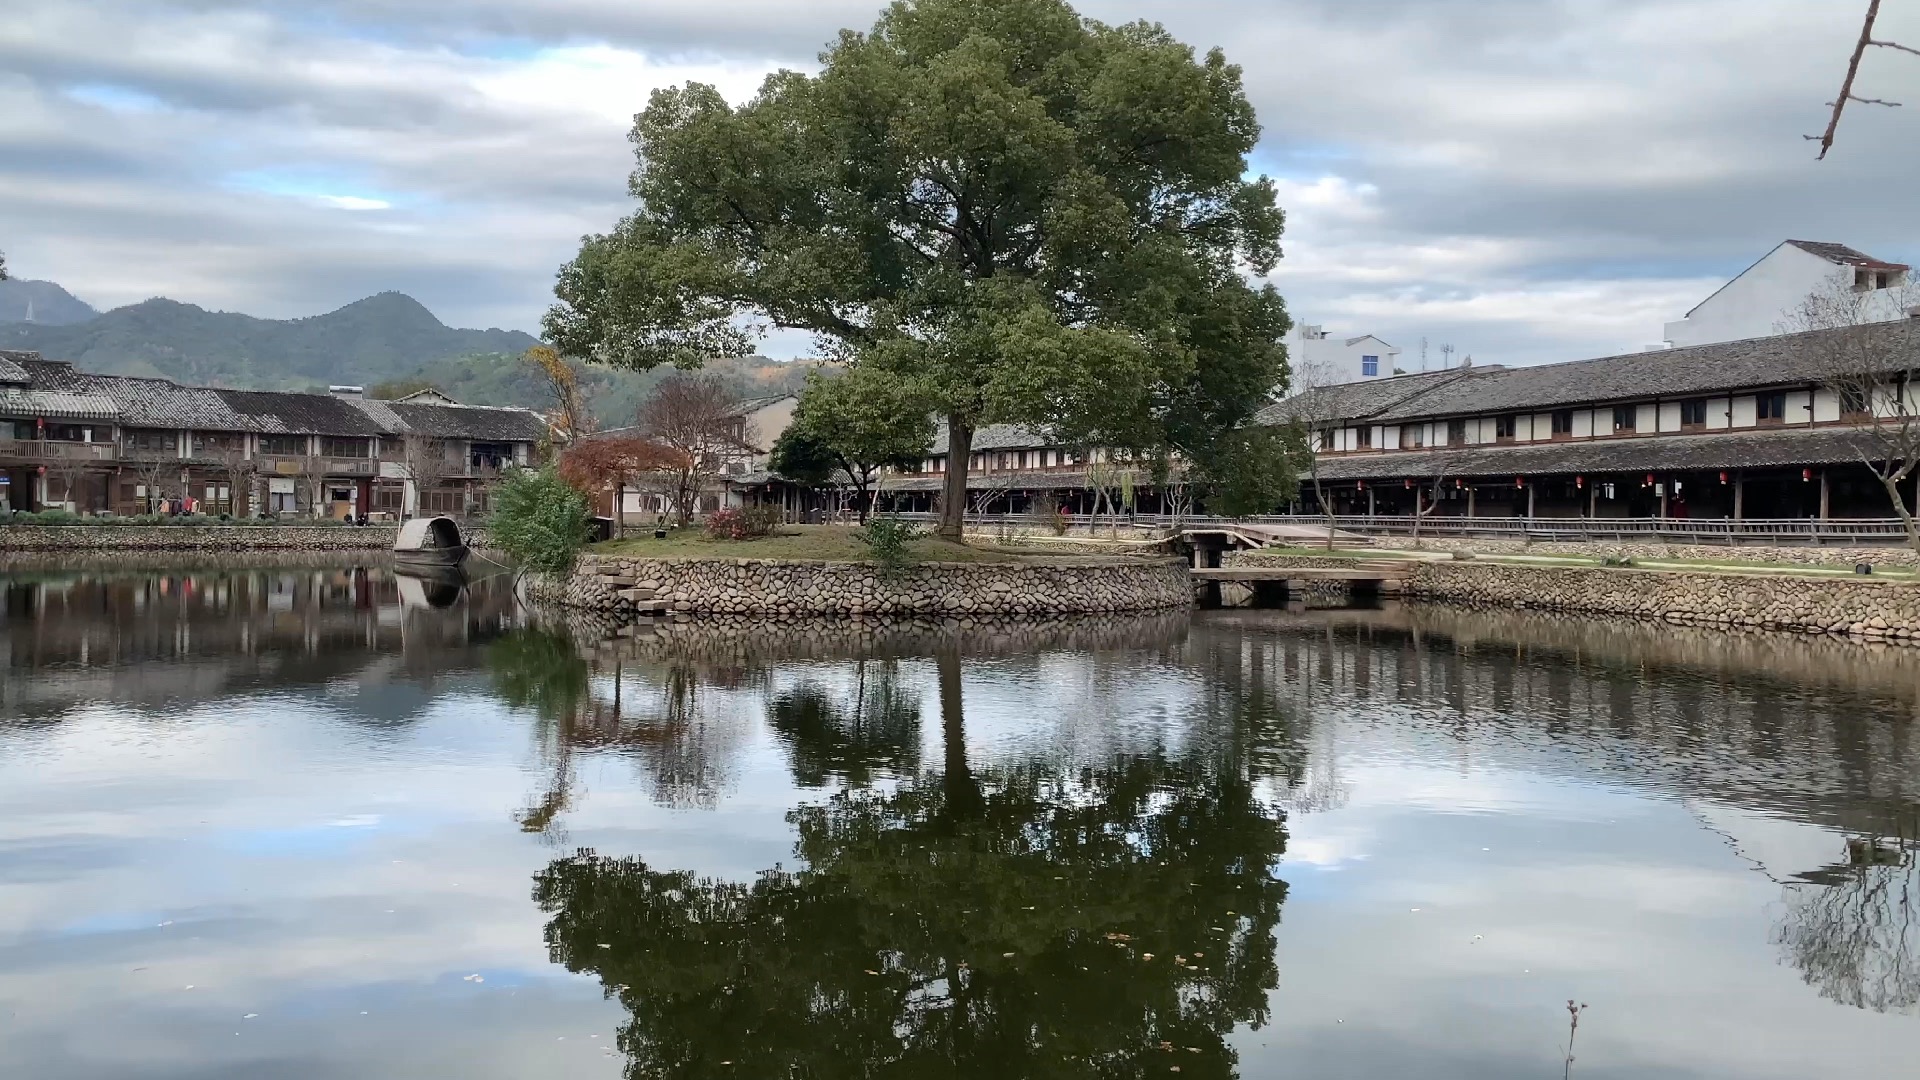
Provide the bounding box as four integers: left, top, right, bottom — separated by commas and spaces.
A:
0, 559, 523, 724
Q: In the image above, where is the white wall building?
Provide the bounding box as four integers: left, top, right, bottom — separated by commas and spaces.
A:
1663, 240, 1911, 349
1289, 324, 1400, 389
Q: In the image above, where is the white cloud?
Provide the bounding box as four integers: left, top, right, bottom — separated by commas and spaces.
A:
315, 194, 392, 210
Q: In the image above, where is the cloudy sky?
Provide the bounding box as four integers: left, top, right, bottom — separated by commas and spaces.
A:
2, 0, 1915, 365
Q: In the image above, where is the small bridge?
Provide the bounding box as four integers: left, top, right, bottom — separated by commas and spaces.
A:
1177, 522, 1368, 569
1190, 560, 1415, 606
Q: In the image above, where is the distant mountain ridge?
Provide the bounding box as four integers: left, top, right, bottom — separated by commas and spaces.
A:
0, 289, 541, 390
0, 279, 99, 326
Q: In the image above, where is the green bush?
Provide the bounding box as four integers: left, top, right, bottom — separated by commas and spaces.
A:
488, 466, 591, 575
856, 516, 922, 576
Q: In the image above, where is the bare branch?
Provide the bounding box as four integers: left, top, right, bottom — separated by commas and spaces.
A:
1870, 38, 1920, 58
1811, 0, 1890, 160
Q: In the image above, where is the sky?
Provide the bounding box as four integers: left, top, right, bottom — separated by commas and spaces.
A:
2, 0, 1917, 366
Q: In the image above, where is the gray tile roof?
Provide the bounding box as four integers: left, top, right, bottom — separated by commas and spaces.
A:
930, 422, 1056, 455
1255, 369, 1473, 426
0, 354, 548, 441
0, 387, 120, 420
1286, 322, 1920, 425
1787, 240, 1908, 270
1314, 427, 1880, 481
0, 350, 35, 385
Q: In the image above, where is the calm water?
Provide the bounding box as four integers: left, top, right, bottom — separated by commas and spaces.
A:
1, 560, 1914, 1079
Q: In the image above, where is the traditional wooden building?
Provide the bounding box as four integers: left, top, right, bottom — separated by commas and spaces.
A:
0, 350, 547, 518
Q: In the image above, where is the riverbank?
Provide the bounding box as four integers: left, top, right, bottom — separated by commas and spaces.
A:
1231, 549, 1920, 644
0, 523, 400, 551
536, 549, 1190, 616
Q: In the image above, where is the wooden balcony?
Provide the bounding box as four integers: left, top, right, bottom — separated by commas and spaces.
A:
0, 439, 118, 462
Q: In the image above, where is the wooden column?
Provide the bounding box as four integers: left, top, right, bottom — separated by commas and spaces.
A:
1819, 469, 1831, 520
1733, 473, 1744, 520
1367, 486, 1377, 517
1466, 485, 1477, 517
1526, 483, 1536, 519
1588, 481, 1598, 518
1658, 484, 1668, 519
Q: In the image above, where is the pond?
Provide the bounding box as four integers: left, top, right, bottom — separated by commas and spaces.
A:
0, 559, 1913, 1079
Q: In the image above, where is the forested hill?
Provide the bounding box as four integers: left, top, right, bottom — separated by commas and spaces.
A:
0, 291, 540, 390
0, 278, 99, 326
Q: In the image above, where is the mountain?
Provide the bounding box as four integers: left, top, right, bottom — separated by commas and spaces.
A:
0, 279, 99, 326
0, 291, 541, 389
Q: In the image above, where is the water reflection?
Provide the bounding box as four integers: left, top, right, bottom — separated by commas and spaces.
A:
531, 645, 1289, 1080
2, 565, 1917, 1080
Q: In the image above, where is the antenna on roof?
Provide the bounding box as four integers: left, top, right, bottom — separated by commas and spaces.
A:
1418, 336, 1428, 372
1440, 343, 1455, 369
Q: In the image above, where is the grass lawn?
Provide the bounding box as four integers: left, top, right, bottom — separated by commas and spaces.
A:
592, 524, 1062, 564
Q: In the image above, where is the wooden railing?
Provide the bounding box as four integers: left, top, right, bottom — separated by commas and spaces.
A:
0, 439, 117, 462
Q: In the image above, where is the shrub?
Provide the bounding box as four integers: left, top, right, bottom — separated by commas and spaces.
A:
857, 516, 922, 576
705, 505, 782, 541
1601, 553, 1636, 568
487, 466, 592, 575
1035, 496, 1070, 537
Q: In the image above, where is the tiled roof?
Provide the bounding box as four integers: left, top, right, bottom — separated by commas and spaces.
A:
1285, 322, 1920, 425
0, 388, 120, 420
1255, 369, 1473, 426
0, 356, 548, 441
1787, 240, 1909, 271
0, 350, 35, 385
1313, 427, 1879, 481
930, 422, 1055, 454
216, 390, 384, 435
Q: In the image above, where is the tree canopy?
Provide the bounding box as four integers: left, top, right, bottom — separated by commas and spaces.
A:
772, 368, 935, 520
546, 0, 1293, 534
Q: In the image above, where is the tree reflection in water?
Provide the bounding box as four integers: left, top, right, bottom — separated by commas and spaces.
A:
1774, 828, 1920, 1016
766, 658, 921, 788
532, 648, 1289, 1079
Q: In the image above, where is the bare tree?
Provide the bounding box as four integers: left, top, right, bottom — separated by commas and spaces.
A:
1809, 1, 1918, 159
635, 374, 750, 525
1408, 447, 1466, 549
215, 446, 259, 517
295, 453, 333, 519
397, 434, 454, 518
130, 456, 178, 514
1788, 282, 1920, 550
45, 457, 93, 514
1285, 356, 1347, 550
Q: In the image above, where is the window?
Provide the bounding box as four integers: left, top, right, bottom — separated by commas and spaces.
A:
1446, 419, 1468, 445
259, 434, 308, 456
1361, 354, 1380, 377
122, 428, 176, 452
43, 423, 92, 443
321, 436, 370, 459
1612, 406, 1637, 433
1757, 392, 1787, 423
1551, 410, 1575, 437
1495, 415, 1517, 442
1840, 386, 1870, 418
1399, 425, 1425, 450
376, 486, 404, 511
1316, 428, 1335, 452
192, 432, 244, 454
1354, 426, 1372, 449
1680, 399, 1708, 428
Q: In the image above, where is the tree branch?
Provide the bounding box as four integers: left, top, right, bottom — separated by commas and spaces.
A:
1810, 0, 1905, 159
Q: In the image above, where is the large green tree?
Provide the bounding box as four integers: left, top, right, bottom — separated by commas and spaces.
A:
546, 0, 1291, 537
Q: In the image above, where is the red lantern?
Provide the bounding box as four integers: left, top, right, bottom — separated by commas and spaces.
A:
1515, 476, 1524, 489
1404, 479, 1412, 489
1575, 475, 1584, 489
1803, 468, 1813, 482
1358, 480, 1366, 490
1455, 479, 1463, 489
1645, 473, 1655, 486
1719, 471, 1728, 484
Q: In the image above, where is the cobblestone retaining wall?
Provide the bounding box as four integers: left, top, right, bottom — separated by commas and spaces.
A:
0, 524, 400, 551
534, 554, 1192, 616
1402, 562, 1920, 642
1357, 534, 1920, 568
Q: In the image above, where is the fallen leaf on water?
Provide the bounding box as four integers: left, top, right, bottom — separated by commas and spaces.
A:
242, 1013, 258, 1020
598, 943, 612, 949
1192, 952, 1204, 958
1141, 953, 1154, 961
864, 969, 880, 976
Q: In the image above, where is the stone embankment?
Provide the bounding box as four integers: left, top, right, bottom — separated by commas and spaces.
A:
1357, 534, 1920, 568
1231, 550, 1920, 645
535, 554, 1191, 616
0, 524, 400, 551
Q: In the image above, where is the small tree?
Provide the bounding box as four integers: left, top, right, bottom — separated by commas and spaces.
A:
46, 457, 92, 514
295, 452, 332, 519
397, 434, 455, 518
131, 456, 177, 514
1791, 284, 1920, 550
524, 344, 592, 442
1280, 355, 1344, 549
215, 446, 258, 517
489, 466, 592, 575
635, 373, 750, 525
771, 369, 932, 523
560, 435, 687, 537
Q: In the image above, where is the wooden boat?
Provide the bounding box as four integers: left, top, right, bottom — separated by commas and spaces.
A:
393, 515, 469, 568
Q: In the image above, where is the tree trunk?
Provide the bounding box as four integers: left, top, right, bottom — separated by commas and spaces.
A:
937, 646, 981, 822
1310, 468, 1335, 551
939, 416, 973, 541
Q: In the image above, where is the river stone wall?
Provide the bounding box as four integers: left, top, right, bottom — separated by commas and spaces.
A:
535, 554, 1191, 615
0, 524, 400, 551
1232, 550, 1920, 644
1352, 534, 1920, 568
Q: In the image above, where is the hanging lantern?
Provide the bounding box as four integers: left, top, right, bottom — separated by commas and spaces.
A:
1803, 468, 1813, 482
1357, 480, 1366, 490
1455, 478, 1463, 489
1719, 471, 1728, 484
1645, 473, 1655, 486
1575, 475, 1584, 489
1404, 478, 1413, 489
1514, 476, 1524, 489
